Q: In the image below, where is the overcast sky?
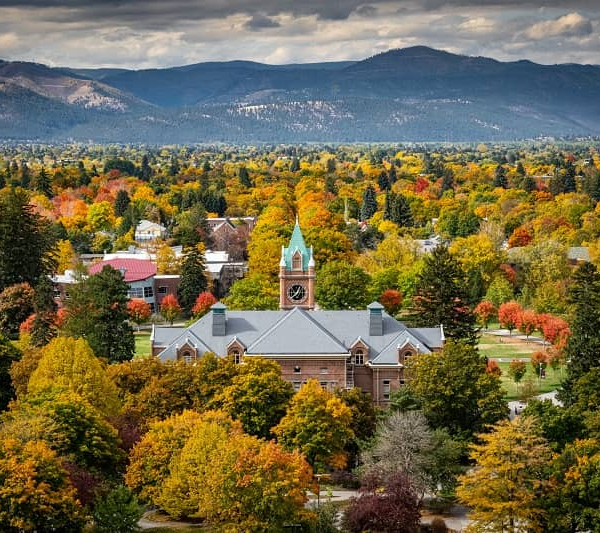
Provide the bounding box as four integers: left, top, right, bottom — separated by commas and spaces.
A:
0, 1, 599, 68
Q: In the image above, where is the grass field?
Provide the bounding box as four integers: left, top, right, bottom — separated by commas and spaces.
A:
134, 331, 151, 359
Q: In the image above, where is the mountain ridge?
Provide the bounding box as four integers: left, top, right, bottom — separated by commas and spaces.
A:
1, 46, 600, 142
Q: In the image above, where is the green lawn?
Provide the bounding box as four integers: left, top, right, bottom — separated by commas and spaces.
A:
496, 361, 563, 400
134, 331, 151, 359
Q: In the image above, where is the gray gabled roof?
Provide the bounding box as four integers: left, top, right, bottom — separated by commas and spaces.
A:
247, 307, 348, 355
155, 307, 444, 365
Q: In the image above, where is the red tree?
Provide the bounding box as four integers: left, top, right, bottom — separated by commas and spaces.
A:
160, 294, 181, 325
507, 226, 533, 248
19, 313, 36, 334
474, 300, 496, 329
498, 301, 522, 335
531, 351, 549, 375
127, 299, 152, 330
536, 314, 570, 347
379, 289, 402, 316
518, 309, 537, 339
191, 291, 218, 318
486, 359, 502, 377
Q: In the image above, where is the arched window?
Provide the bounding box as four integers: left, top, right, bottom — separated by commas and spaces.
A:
354, 349, 364, 366
231, 349, 241, 365
181, 350, 193, 364
403, 350, 413, 361
292, 252, 302, 270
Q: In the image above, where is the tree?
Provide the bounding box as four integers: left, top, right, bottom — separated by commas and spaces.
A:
31, 275, 58, 347
560, 262, 600, 404
127, 299, 151, 330
0, 282, 35, 338
413, 246, 478, 345
155, 243, 180, 274
177, 247, 208, 316
92, 485, 142, 533
315, 261, 371, 310
531, 351, 548, 377
508, 359, 527, 391
224, 273, 279, 310
238, 165, 252, 187
33, 167, 52, 197
498, 300, 522, 335
191, 291, 217, 318
217, 358, 293, 438
0, 438, 86, 532
474, 300, 496, 329
493, 164, 508, 188
484, 275, 514, 308
63, 265, 134, 363
343, 472, 421, 533
27, 336, 120, 415
518, 308, 537, 339
114, 190, 131, 218
160, 294, 181, 325
457, 416, 552, 533
360, 184, 377, 221
274, 379, 354, 470
336, 387, 377, 467
408, 341, 506, 440
522, 400, 585, 451
173, 204, 211, 249
0, 334, 21, 411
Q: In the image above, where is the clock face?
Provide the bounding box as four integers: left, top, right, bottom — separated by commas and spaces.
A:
288, 284, 307, 302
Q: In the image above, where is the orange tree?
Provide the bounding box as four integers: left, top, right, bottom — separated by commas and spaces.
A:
160, 294, 181, 325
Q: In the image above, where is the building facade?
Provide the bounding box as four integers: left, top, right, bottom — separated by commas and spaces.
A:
151, 222, 444, 405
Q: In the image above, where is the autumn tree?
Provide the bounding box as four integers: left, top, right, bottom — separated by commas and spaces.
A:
127, 299, 151, 330
498, 300, 522, 335
457, 416, 552, 533
160, 294, 181, 325
63, 265, 134, 363
315, 261, 371, 310
413, 246, 479, 345
92, 485, 142, 533
0, 282, 35, 338
0, 438, 86, 532
155, 243, 180, 274
518, 308, 537, 339
224, 273, 279, 310
274, 379, 354, 470
508, 359, 527, 391
0, 188, 57, 293
531, 351, 549, 377
177, 247, 208, 316
27, 336, 120, 415
474, 300, 496, 329
217, 357, 293, 438
191, 291, 217, 318
408, 341, 506, 440
379, 289, 402, 315
484, 275, 514, 308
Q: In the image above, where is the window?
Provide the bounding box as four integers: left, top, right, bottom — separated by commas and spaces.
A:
232, 350, 241, 365
320, 381, 328, 389
354, 349, 364, 365
158, 286, 167, 294
292, 252, 302, 270
53, 289, 61, 298
182, 350, 193, 364
403, 350, 413, 360
128, 287, 143, 298
292, 381, 302, 392
382, 380, 391, 400
293, 366, 301, 374
144, 286, 154, 298
320, 367, 328, 374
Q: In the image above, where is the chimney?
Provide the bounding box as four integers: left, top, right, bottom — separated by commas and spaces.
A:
367, 302, 384, 336
211, 302, 227, 336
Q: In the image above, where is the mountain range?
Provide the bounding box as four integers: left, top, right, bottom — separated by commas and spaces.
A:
1, 46, 600, 143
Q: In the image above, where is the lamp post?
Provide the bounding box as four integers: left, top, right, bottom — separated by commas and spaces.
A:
314, 473, 322, 509
539, 362, 543, 387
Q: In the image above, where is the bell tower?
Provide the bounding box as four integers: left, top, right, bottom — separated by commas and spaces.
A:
279, 219, 315, 310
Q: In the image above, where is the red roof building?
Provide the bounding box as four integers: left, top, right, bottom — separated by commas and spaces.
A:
88, 258, 157, 283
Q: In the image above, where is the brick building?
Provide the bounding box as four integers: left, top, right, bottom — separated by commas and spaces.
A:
151, 222, 444, 405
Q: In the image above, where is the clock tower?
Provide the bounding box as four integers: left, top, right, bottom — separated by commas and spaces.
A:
279, 219, 315, 310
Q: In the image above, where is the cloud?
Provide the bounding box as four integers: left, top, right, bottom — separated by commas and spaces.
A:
244, 14, 280, 31
524, 12, 593, 40
355, 5, 378, 17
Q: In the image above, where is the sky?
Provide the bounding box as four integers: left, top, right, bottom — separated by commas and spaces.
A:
0, 1, 599, 69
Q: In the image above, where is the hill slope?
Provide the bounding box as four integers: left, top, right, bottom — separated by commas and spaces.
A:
1, 47, 600, 142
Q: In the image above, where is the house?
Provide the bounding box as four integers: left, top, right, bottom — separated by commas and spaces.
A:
152, 222, 444, 405
135, 219, 167, 242
206, 216, 256, 260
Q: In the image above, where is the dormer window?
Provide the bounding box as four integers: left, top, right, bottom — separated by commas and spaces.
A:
181, 350, 193, 364
354, 349, 365, 366
292, 251, 302, 270
232, 349, 241, 365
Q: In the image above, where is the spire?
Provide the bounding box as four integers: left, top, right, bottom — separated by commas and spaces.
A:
283, 219, 310, 270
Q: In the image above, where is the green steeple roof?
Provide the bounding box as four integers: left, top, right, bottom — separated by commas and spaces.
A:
282, 219, 312, 271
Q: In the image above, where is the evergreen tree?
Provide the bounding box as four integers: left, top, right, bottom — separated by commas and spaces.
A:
114, 190, 131, 218
31, 275, 58, 347
413, 246, 479, 345
34, 167, 52, 197
440, 167, 455, 195
560, 262, 600, 405
239, 166, 252, 187
360, 185, 377, 221
140, 154, 152, 181
64, 266, 134, 363
326, 158, 336, 173
0, 170, 5, 190
290, 157, 300, 172
563, 160, 577, 193
388, 164, 397, 185
391, 194, 413, 228
549, 169, 566, 196
178, 248, 208, 316
19, 161, 30, 189
377, 171, 390, 191
168, 156, 180, 176
356, 167, 364, 180
516, 161, 526, 176
493, 165, 508, 188
0, 188, 57, 293
520, 174, 537, 193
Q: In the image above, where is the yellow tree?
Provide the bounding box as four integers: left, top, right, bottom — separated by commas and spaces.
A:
457, 416, 552, 533
155, 243, 180, 274
273, 379, 354, 470
27, 336, 120, 416
56, 239, 77, 274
